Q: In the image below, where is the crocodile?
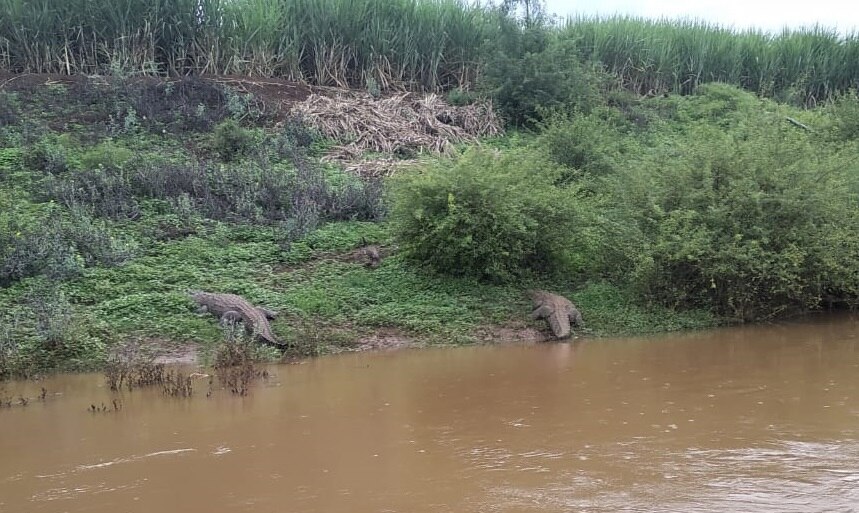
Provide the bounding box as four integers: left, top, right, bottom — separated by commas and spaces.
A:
361, 244, 382, 268
528, 290, 584, 339
190, 291, 282, 347
359, 238, 382, 268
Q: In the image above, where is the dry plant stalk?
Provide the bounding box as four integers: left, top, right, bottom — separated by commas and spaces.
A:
294, 92, 501, 175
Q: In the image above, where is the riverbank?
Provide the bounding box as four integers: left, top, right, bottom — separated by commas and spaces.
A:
0, 74, 726, 377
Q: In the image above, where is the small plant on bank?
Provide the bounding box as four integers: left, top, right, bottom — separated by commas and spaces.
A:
23, 134, 76, 174
212, 119, 257, 161
213, 325, 267, 396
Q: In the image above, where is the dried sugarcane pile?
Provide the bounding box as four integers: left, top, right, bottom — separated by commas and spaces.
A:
293, 92, 501, 175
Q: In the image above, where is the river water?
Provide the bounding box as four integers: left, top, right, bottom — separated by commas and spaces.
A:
2, 314, 858, 513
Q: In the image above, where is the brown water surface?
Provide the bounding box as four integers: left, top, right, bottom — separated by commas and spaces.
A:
2, 314, 858, 512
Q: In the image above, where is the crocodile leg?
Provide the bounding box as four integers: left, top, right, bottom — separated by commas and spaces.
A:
568, 307, 584, 327
256, 307, 278, 320
220, 310, 243, 327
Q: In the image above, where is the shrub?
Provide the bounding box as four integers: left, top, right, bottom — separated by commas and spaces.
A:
390, 147, 579, 282
128, 77, 231, 133
826, 90, 859, 141
609, 120, 859, 321
19, 284, 105, 373
0, 91, 20, 126
212, 119, 257, 161
79, 140, 133, 170
23, 134, 77, 174
0, 210, 134, 286
274, 113, 318, 152
446, 88, 477, 106
479, 17, 603, 127
538, 109, 636, 179
45, 167, 141, 219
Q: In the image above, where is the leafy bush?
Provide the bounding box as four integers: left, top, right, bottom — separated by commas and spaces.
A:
44, 145, 384, 235
826, 90, 859, 141
23, 134, 77, 174
79, 140, 133, 170
607, 118, 859, 320
128, 77, 232, 133
479, 15, 603, 127
212, 120, 257, 161
446, 88, 477, 106
274, 113, 319, 151
0, 91, 20, 126
538, 109, 636, 178
12, 284, 105, 374
0, 210, 134, 286
390, 147, 579, 282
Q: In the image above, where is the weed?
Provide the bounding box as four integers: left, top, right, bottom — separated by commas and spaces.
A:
104, 338, 165, 391
161, 370, 193, 397
212, 119, 257, 161
213, 326, 267, 396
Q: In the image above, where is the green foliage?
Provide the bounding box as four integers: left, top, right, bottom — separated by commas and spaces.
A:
538, 109, 636, 177
825, 90, 859, 141
657, 83, 767, 127
600, 91, 859, 320
390, 147, 578, 282
79, 140, 133, 170
479, 18, 603, 126
570, 282, 716, 336
0, 90, 20, 125
0, 147, 22, 170
0, 0, 485, 91
23, 134, 77, 174
212, 120, 257, 162
0, 209, 135, 286
564, 16, 859, 103
0, 282, 106, 377
446, 87, 477, 106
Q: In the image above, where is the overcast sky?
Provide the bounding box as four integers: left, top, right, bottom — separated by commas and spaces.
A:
544, 0, 859, 34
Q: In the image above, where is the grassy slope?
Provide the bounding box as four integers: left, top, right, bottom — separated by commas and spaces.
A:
0, 77, 717, 375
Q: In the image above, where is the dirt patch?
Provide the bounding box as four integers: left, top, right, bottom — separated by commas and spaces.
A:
210, 75, 312, 109
0, 72, 86, 90
152, 344, 199, 365
354, 328, 420, 352
474, 323, 552, 344
0, 72, 312, 124
118, 337, 199, 365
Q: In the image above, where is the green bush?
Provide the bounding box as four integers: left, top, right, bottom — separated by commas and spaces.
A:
0, 210, 134, 286
23, 134, 77, 174
607, 118, 859, 321
0, 91, 20, 126
826, 90, 859, 141
79, 140, 133, 170
446, 88, 477, 106
390, 147, 579, 282
212, 120, 257, 161
538, 109, 636, 179
9, 284, 106, 375
479, 17, 603, 127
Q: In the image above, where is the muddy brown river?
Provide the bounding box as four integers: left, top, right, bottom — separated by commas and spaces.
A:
2, 314, 858, 512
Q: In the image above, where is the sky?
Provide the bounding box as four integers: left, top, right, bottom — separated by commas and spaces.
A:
544, 0, 859, 34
